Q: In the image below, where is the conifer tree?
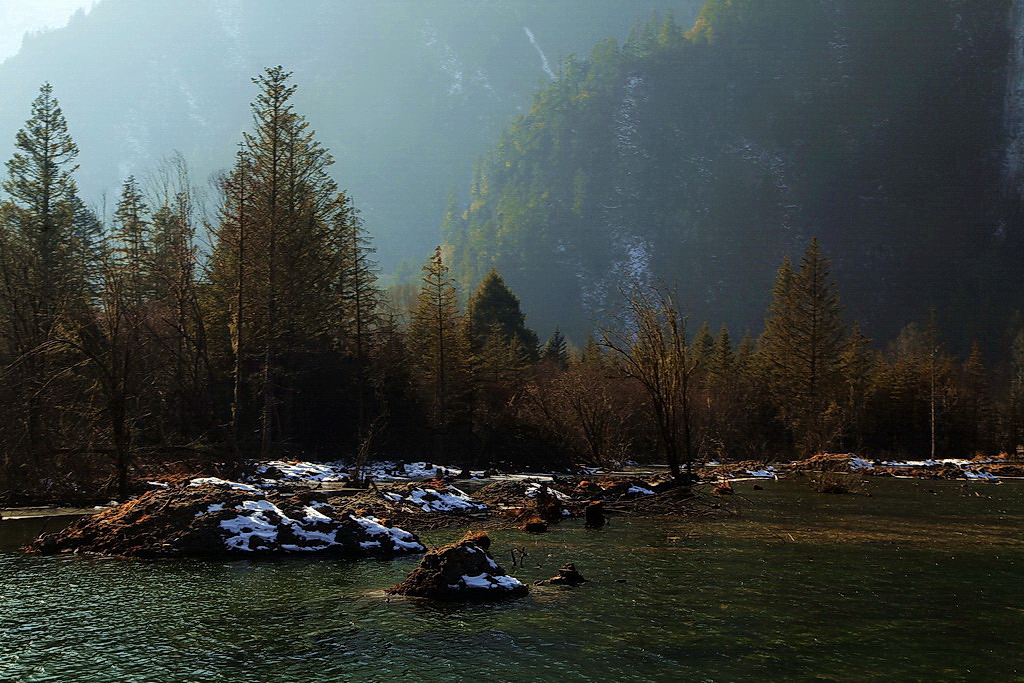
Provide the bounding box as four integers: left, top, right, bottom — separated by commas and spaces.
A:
866, 319, 956, 458
208, 66, 347, 455
961, 340, 992, 454
923, 311, 942, 460
699, 324, 737, 461
1008, 329, 1024, 451
541, 327, 569, 368
465, 268, 538, 361
577, 333, 606, 366
695, 322, 715, 369
709, 325, 735, 381
408, 247, 469, 457
840, 323, 873, 449
735, 331, 757, 374
334, 192, 382, 433
0, 83, 94, 468
760, 238, 846, 454
108, 176, 150, 304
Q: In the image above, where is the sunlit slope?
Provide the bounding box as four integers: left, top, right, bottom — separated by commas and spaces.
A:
446, 1, 1017, 348
0, 0, 703, 267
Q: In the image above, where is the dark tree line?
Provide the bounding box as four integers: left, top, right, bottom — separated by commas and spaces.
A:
0, 72, 1020, 504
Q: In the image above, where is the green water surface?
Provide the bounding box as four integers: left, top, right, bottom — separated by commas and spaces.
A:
1, 478, 1021, 682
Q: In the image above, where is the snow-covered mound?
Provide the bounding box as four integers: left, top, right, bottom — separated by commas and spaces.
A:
215, 498, 422, 553
382, 485, 487, 513
30, 480, 424, 558
362, 461, 481, 480
386, 532, 527, 601
253, 460, 349, 483
475, 480, 573, 507
525, 481, 571, 501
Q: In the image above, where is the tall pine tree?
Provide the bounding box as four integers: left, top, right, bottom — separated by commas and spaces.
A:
408, 246, 469, 459
209, 66, 350, 455
0, 83, 94, 470
760, 238, 846, 455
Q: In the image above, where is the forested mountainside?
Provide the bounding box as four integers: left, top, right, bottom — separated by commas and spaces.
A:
6, 3, 1024, 504
0, 0, 703, 269
445, 0, 1020, 352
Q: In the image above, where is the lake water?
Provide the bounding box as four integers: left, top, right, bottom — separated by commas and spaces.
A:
1, 478, 1021, 681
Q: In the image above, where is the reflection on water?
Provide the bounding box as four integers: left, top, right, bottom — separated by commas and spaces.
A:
1, 478, 1021, 681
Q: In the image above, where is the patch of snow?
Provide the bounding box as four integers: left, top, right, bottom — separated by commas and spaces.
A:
879, 459, 971, 468
220, 504, 283, 552
190, 477, 261, 492
363, 461, 465, 480
214, 0, 246, 70
146, 481, 170, 489
524, 482, 570, 501
627, 485, 655, 496
221, 499, 337, 552
216, 499, 422, 554
849, 456, 874, 470
254, 460, 348, 483
421, 22, 465, 95
455, 572, 526, 591
404, 487, 488, 513
195, 503, 225, 518
300, 505, 333, 524
523, 26, 556, 80
350, 515, 425, 552
745, 468, 777, 479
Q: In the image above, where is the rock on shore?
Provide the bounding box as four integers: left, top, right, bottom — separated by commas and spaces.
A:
29, 478, 424, 559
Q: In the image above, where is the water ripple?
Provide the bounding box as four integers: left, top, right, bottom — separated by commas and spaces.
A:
1, 479, 1022, 681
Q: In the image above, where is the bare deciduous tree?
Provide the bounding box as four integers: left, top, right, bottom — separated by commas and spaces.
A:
600, 280, 697, 481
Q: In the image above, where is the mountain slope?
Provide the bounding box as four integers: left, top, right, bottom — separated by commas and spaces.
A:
0, 0, 703, 268
445, 1, 1018, 350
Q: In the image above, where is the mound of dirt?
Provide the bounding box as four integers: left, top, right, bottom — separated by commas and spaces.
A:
386, 532, 528, 601
29, 479, 424, 559
474, 480, 569, 507
535, 563, 587, 587
986, 463, 1024, 477
783, 453, 852, 472
871, 465, 963, 480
